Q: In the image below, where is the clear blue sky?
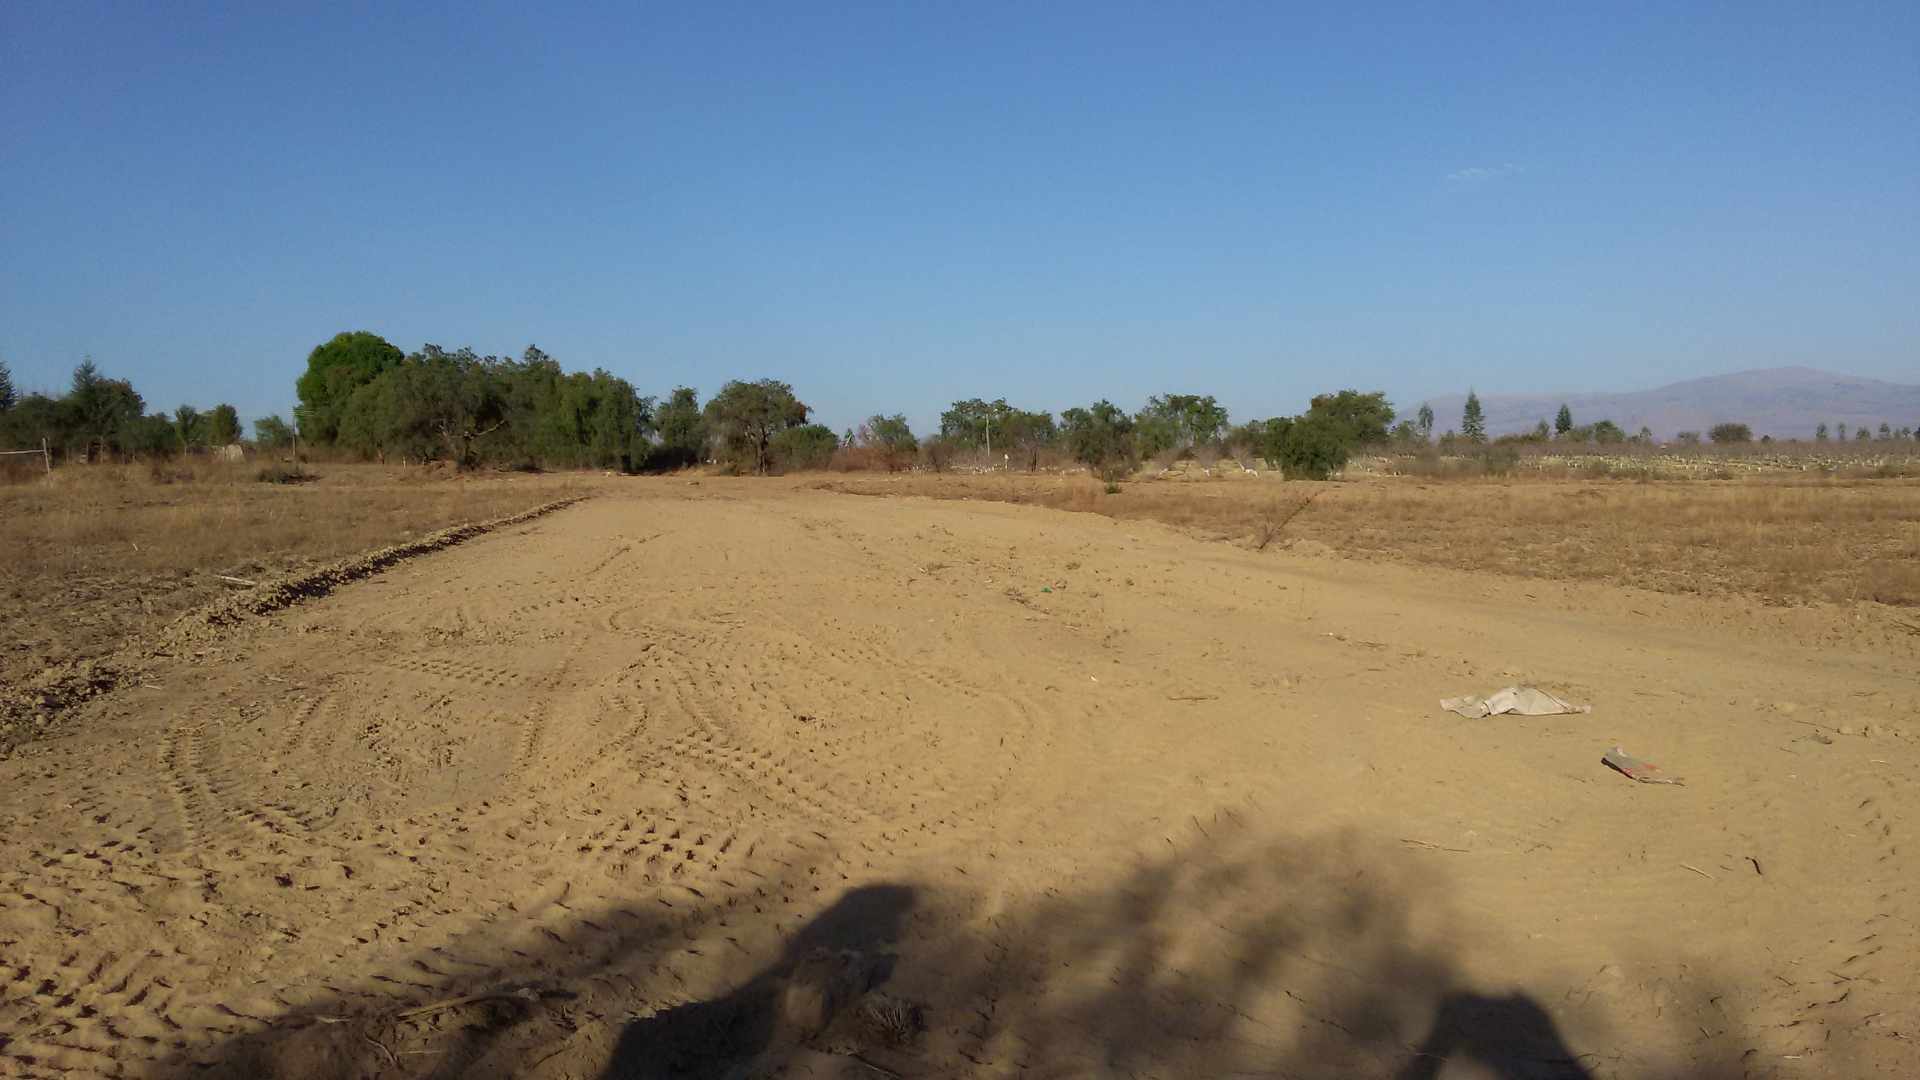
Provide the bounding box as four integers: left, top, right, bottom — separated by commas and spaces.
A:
3, 2, 1915, 435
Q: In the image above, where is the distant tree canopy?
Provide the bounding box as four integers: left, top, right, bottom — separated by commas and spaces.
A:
650, 386, 709, 470
1245, 389, 1394, 480
0, 358, 15, 412
939, 398, 1057, 465
329, 344, 653, 470
1061, 400, 1136, 479
1590, 419, 1626, 445
771, 423, 840, 471
1709, 422, 1753, 444
1461, 391, 1486, 444
207, 403, 242, 446
254, 415, 295, 449
705, 378, 809, 474
1303, 390, 1393, 447
1555, 404, 1573, 437
1133, 393, 1229, 459
295, 331, 405, 444
861, 413, 918, 470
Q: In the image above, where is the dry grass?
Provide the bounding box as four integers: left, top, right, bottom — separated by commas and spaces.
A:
814, 471, 1920, 608
0, 461, 587, 690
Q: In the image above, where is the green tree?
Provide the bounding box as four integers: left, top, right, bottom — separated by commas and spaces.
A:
1271, 412, 1350, 480
254, 415, 295, 449
1815, 423, 1829, 441
295, 331, 404, 444
0, 357, 14, 412
125, 414, 178, 458
1554, 403, 1573, 437
1837, 423, 1849, 441
1060, 400, 1136, 480
68, 359, 145, 457
1708, 422, 1752, 444
1303, 390, 1393, 446
1879, 422, 1892, 440
704, 379, 809, 474
1134, 393, 1229, 458
1461, 390, 1486, 444
1675, 430, 1702, 445
770, 423, 839, 471
1416, 402, 1434, 438
1592, 419, 1627, 445
650, 386, 709, 470
172, 405, 206, 449
863, 413, 918, 471
207, 403, 242, 446
1533, 419, 1551, 440
1856, 426, 1871, 441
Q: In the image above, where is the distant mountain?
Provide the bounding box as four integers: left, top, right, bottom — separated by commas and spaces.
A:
1410, 367, 1920, 441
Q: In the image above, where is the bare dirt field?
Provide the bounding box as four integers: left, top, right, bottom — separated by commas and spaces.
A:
3, 478, 1919, 1078
0, 464, 584, 732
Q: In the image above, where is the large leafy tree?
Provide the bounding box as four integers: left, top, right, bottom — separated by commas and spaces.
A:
651, 386, 709, 470
68, 359, 145, 456
172, 405, 205, 449
1061, 400, 1136, 478
1134, 393, 1228, 458
295, 331, 404, 444
1302, 390, 1393, 446
704, 379, 809, 474
207, 403, 242, 446
862, 413, 918, 471
1554, 404, 1573, 437
254, 415, 295, 449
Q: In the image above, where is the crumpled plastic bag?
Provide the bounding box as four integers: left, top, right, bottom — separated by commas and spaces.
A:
1440, 686, 1591, 719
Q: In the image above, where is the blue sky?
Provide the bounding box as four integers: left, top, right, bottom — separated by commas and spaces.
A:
3, 2, 1915, 435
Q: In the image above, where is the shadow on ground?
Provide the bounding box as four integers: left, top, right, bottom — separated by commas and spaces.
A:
187, 822, 1798, 1079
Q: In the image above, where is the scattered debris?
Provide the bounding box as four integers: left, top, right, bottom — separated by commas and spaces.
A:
1681, 863, 1713, 880
1441, 686, 1591, 719
213, 574, 260, 588
1603, 746, 1684, 785
1747, 856, 1764, 877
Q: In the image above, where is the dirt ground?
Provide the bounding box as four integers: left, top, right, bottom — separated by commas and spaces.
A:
3, 480, 1918, 1078
0, 463, 583, 699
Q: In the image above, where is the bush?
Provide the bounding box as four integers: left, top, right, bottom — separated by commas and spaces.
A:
768, 424, 839, 472
1709, 422, 1752, 444
256, 463, 310, 484
1481, 444, 1521, 476
1274, 414, 1349, 480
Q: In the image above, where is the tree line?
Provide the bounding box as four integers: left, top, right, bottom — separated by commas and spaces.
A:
5, 337, 1917, 478
0, 357, 245, 462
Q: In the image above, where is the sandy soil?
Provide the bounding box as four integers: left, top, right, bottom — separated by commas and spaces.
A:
3, 481, 1917, 1078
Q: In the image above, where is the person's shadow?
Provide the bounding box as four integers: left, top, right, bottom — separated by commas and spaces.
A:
599, 884, 916, 1080
1397, 992, 1596, 1079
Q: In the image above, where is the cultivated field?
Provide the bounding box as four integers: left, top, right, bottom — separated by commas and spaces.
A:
2, 474, 1918, 1078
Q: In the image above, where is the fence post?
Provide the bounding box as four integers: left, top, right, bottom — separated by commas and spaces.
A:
43, 437, 50, 474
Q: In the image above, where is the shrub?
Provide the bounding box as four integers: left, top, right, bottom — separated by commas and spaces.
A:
1709, 422, 1752, 444
768, 423, 839, 472
1274, 414, 1349, 480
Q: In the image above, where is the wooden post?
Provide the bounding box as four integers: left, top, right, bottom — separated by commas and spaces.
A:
42, 437, 50, 474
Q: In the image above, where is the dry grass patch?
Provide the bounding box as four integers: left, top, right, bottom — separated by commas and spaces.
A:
815, 472, 1920, 607
0, 462, 587, 689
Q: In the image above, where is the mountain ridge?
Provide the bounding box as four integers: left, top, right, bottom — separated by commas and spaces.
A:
1407, 367, 1920, 440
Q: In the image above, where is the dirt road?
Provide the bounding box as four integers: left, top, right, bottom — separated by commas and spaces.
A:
4, 483, 1917, 1078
